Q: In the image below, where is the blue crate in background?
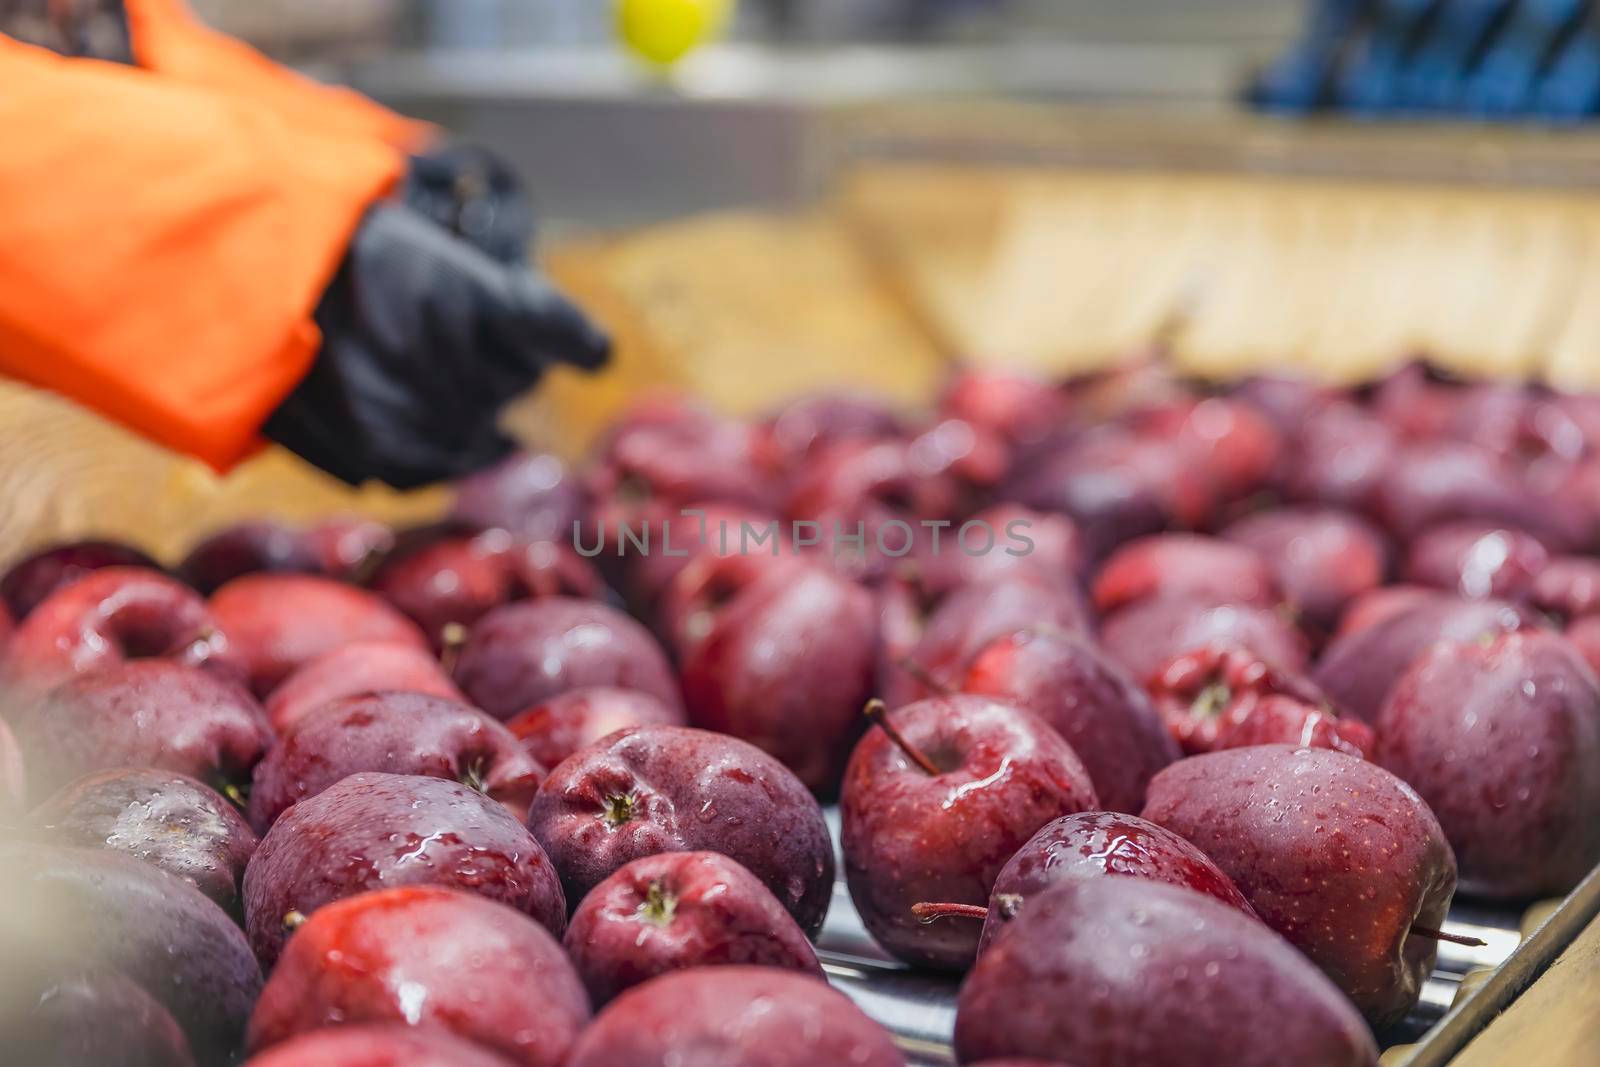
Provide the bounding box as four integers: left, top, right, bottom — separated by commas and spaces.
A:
1253, 0, 1600, 120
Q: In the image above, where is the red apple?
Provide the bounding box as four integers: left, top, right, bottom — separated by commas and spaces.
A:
1334, 584, 1441, 640
242, 1025, 518, 1067
453, 597, 680, 720
972, 810, 1258, 952
1281, 401, 1396, 513
8, 660, 271, 800
208, 574, 427, 696
247, 886, 590, 1067
1092, 533, 1277, 616
1231, 373, 1342, 437
1567, 614, 1600, 676
1000, 428, 1206, 560
303, 517, 394, 581
178, 521, 320, 595
30, 768, 258, 914
1313, 595, 1539, 722
961, 629, 1177, 812
562, 851, 823, 1005
589, 398, 776, 512
1222, 507, 1389, 637
1403, 521, 1549, 601
452, 450, 589, 542
841, 695, 1098, 969
527, 725, 833, 936
368, 531, 517, 647
565, 967, 903, 1067
1532, 555, 1600, 620
1371, 440, 1585, 550
1, 539, 159, 620
370, 531, 605, 651
243, 773, 566, 965
890, 575, 1093, 706
621, 499, 784, 621
901, 504, 1086, 601
1143, 745, 1458, 1027
678, 554, 878, 791
249, 691, 544, 831
1136, 395, 1281, 506
505, 686, 685, 771
1, 567, 240, 692
5, 968, 198, 1067
937, 368, 1069, 455
263, 640, 464, 733
1377, 631, 1600, 898
955, 878, 1377, 1067
757, 392, 904, 473
1099, 595, 1307, 686
786, 437, 967, 582
1145, 646, 1341, 755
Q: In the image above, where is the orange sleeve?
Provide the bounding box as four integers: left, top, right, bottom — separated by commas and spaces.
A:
0, 36, 403, 472
124, 0, 434, 152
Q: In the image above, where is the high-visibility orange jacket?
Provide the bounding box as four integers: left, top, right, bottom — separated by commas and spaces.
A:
0, 0, 433, 472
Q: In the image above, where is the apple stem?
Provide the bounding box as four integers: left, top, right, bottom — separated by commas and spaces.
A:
218, 780, 250, 812
912, 902, 989, 924
863, 698, 941, 776
439, 622, 468, 675
895, 656, 953, 697
1410, 924, 1487, 948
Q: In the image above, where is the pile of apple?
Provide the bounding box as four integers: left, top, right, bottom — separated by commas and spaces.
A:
3, 359, 1600, 1067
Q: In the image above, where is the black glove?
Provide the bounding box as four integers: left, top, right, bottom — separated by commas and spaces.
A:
403, 144, 533, 265
264, 203, 608, 489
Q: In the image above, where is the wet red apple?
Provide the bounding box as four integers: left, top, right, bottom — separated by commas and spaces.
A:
1092, 533, 1277, 616
562, 850, 823, 1005
505, 686, 685, 771
246, 886, 589, 1067
0, 539, 159, 620
263, 640, 464, 734
1142, 745, 1458, 1027
243, 772, 566, 965
209, 574, 427, 697
1377, 631, 1600, 898
841, 695, 1099, 969
961, 629, 1177, 812
178, 521, 320, 595
1, 568, 240, 693
566, 967, 903, 1067
249, 691, 544, 831
9, 660, 271, 801
453, 597, 681, 720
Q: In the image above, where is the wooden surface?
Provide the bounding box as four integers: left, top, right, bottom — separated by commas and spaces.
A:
839, 164, 1600, 386
0, 381, 446, 564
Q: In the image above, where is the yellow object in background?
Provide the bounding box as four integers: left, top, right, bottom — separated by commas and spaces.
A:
617, 0, 734, 65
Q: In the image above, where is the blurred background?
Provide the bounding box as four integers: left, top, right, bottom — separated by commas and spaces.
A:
189, 0, 1600, 228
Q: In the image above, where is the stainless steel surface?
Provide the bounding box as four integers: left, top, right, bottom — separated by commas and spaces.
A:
1407, 866, 1600, 1067
814, 805, 1529, 1066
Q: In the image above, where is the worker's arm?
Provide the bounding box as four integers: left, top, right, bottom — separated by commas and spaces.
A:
123, 0, 533, 263
0, 37, 607, 483
0, 34, 401, 472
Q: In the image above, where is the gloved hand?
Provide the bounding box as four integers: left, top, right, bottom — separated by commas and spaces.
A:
264, 203, 608, 489
403, 144, 533, 265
